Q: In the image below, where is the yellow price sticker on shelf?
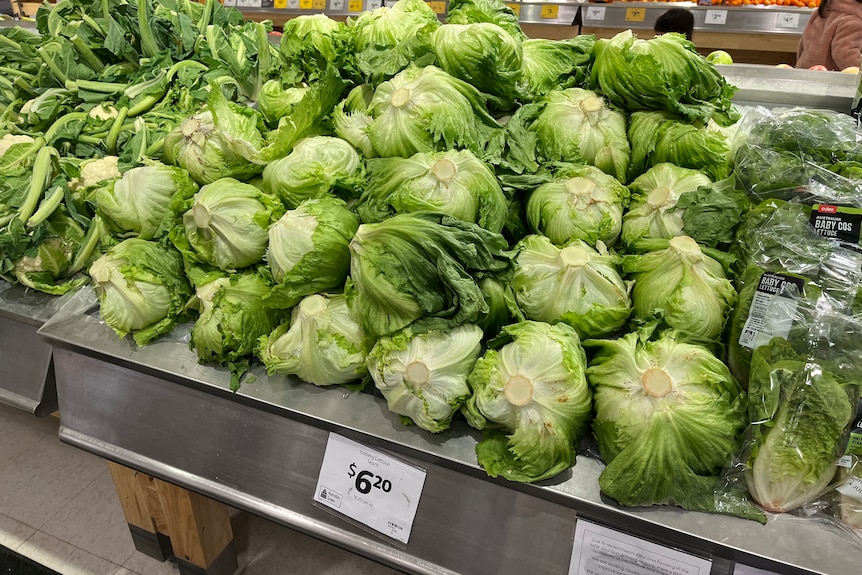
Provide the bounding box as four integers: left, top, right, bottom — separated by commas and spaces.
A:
299, 0, 312, 8
625, 7, 645, 22
274, 0, 286, 7
312, 0, 326, 8
348, 0, 362, 10
540, 4, 558, 18
506, 3, 520, 15
427, 1, 445, 14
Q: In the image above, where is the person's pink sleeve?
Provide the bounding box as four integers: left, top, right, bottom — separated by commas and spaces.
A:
831, 21, 862, 70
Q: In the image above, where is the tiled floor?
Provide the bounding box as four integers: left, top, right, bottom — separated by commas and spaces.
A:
0, 403, 402, 575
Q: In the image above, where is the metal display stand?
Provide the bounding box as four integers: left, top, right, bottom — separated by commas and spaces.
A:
37, 287, 862, 575
717, 63, 856, 112
1, 14, 857, 570
0, 283, 75, 415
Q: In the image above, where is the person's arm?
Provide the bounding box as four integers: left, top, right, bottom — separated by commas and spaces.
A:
831, 20, 862, 70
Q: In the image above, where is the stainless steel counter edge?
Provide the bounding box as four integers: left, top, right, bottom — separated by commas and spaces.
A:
57, 426, 461, 575
38, 287, 862, 575
0, 282, 68, 415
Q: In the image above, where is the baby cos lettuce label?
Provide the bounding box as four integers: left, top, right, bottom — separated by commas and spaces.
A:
809, 204, 862, 245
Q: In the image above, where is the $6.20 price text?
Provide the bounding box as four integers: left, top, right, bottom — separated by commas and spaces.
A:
348, 463, 392, 494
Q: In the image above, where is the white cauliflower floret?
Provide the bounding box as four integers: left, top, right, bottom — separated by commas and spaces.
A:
88, 104, 119, 121
69, 156, 122, 191
0, 134, 35, 158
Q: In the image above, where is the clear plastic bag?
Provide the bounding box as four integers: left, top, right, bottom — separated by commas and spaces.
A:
833, 405, 862, 532
720, 300, 862, 536
727, 200, 862, 384
732, 107, 862, 205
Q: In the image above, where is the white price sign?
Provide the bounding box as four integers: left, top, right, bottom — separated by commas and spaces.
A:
837, 476, 862, 502
776, 12, 800, 28
569, 521, 712, 575
584, 6, 606, 21
705, 10, 727, 25
236, 0, 262, 6
223, 0, 237, 5
367, 0, 383, 8
330, 0, 345, 9
313, 434, 427, 544
287, 0, 299, 7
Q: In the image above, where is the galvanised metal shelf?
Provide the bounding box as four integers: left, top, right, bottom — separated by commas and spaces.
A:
36, 287, 862, 575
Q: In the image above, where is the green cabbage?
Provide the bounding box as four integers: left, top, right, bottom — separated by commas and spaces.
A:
333, 85, 377, 158
622, 163, 712, 248
446, 0, 526, 40
628, 111, 732, 183
258, 293, 368, 386
431, 22, 523, 102
262, 136, 363, 208
367, 319, 483, 433
585, 330, 752, 517
257, 80, 309, 127
278, 14, 345, 84
532, 89, 630, 182
591, 30, 738, 126
512, 235, 631, 338
92, 162, 198, 241
476, 274, 522, 337
89, 238, 192, 346
345, 212, 510, 338
358, 149, 508, 233
463, 321, 592, 482
163, 111, 263, 185
187, 269, 281, 388
266, 197, 359, 308
348, 0, 440, 84
366, 65, 502, 159
675, 177, 750, 249
623, 236, 736, 340
176, 178, 284, 271
518, 37, 595, 99
526, 164, 628, 246
192, 70, 347, 169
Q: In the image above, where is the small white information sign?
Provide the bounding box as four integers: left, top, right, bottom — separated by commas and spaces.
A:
569, 521, 712, 575
286, 0, 300, 8
236, 0, 262, 7
330, 0, 345, 9
705, 10, 728, 25
585, 6, 606, 21
367, 0, 383, 8
313, 433, 427, 544
776, 12, 800, 28
837, 476, 862, 502
223, 0, 237, 6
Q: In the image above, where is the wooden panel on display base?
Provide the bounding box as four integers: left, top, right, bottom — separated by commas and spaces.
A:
107, 462, 237, 575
